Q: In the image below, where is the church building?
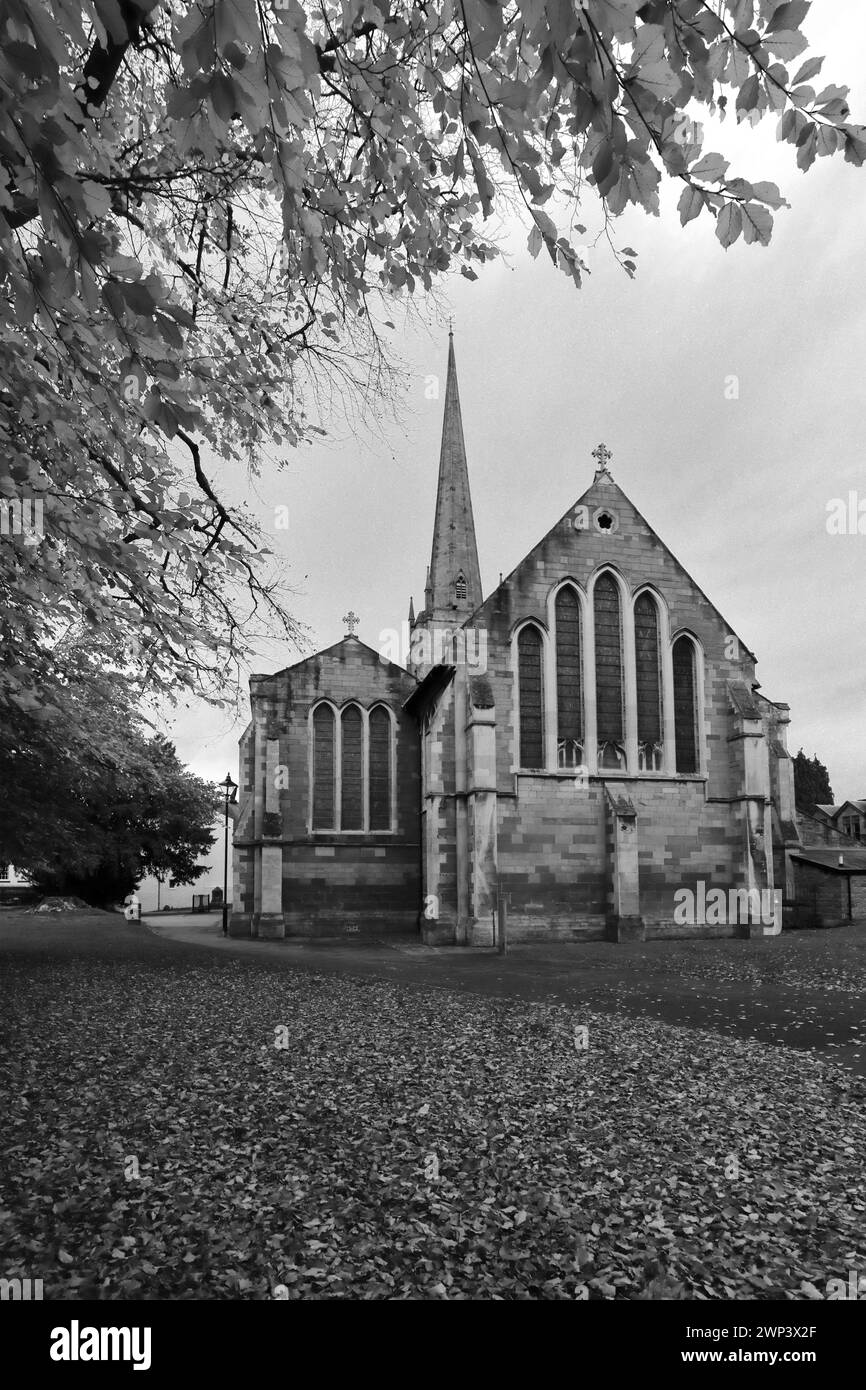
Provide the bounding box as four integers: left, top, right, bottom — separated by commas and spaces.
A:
230, 335, 802, 944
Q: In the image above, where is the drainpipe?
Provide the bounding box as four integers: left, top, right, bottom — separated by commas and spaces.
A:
848, 873, 853, 921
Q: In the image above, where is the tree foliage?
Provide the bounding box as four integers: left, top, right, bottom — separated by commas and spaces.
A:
0, 663, 218, 904
793, 748, 833, 814
2, 0, 862, 713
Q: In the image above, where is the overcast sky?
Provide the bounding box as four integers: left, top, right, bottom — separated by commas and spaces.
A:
159, 1, 866, 825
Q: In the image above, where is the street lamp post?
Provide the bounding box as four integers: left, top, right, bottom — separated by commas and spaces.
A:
220, 773, 237, 936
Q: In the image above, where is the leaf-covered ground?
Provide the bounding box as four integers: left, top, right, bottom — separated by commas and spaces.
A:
147, 912, 866, 1072
1, 917, 864, 1300
520, 926, 866, 995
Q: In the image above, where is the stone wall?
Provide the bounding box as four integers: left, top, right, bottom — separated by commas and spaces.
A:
791, 862, 866, 926
793, 864, 846, 927
797, 812, 852, 848
281, 843, 420, 937
492, 775, 749, 940
430, 470, 778, 941
496, 777, 607, 939
633, 784, 744, 934
231, 639, 421, 938
466, 472, 758, 799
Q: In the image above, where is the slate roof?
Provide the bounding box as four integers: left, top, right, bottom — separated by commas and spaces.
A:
727, 680, 763, 720
817, 800, 866, 819
789, 848, 866, 873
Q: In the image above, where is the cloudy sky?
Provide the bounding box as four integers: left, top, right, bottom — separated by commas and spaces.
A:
159, 1, 866, 856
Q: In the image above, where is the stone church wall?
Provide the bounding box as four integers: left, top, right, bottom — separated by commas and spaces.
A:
418, 682, 460, 943
496, 779, 607, 939
280, 842, 420, 937
237, 427, 803, 944
442, 473, 767, 941
491, 777, 746, 940
467, 475, 760, 807
634, 786, 743, 936
421, 794, 458, 943
232, 642, 421, 938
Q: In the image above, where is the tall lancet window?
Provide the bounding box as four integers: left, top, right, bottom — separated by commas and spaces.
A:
455, 573, 467, 603
635, 593, 663, 772
312, 704, 336, 829
368, 706, 392, 831
517, 625, 544, 769
673, 636, 699, 774
340, 705, 364, 830
555, 587, 583, 768
594, 574, 626, 769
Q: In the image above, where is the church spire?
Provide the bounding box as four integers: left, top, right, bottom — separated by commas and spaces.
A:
426, 331, 482, 623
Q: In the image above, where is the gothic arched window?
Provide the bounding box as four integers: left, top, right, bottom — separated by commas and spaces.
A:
340, 705, 364, 830
594, 574, 625, 769
672, 636, 699, 774
311, 703, 397, 831
555, 587, 583, 769
312, 704, 336, 829
368, 706, 392, 831
517, 625, 544, 769
455, 573, 467, 603
635, 592, 663, 772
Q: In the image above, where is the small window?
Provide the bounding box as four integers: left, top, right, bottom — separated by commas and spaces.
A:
638, 743, 664, 772
312, 705, 336, 829
310, 702, 396, 833
599, 741, 626, 770
555, 586, 582, 752
673, 636, 699, 775
557, 739, 584, 769
517, 625, 544, 769
340, 706, 363, 831
594, 573, 625, 766
635, 592, 663, 771
593, 508, 619, 535
368, 707, 392, 831
455, 573, 467, 603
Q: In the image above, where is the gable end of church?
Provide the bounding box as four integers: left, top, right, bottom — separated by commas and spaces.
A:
232, 347, 811, 946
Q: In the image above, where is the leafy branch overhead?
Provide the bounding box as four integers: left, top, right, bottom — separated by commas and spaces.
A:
1, 0, 861, 709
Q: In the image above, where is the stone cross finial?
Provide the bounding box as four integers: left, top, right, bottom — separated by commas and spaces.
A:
592, 442, 612, 473
343, 610, 359, 636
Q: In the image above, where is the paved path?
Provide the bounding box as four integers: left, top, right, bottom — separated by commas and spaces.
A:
139, 913, 866, 1078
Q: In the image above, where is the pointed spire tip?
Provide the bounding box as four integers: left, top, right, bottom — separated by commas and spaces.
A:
425, 334, 481, 621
